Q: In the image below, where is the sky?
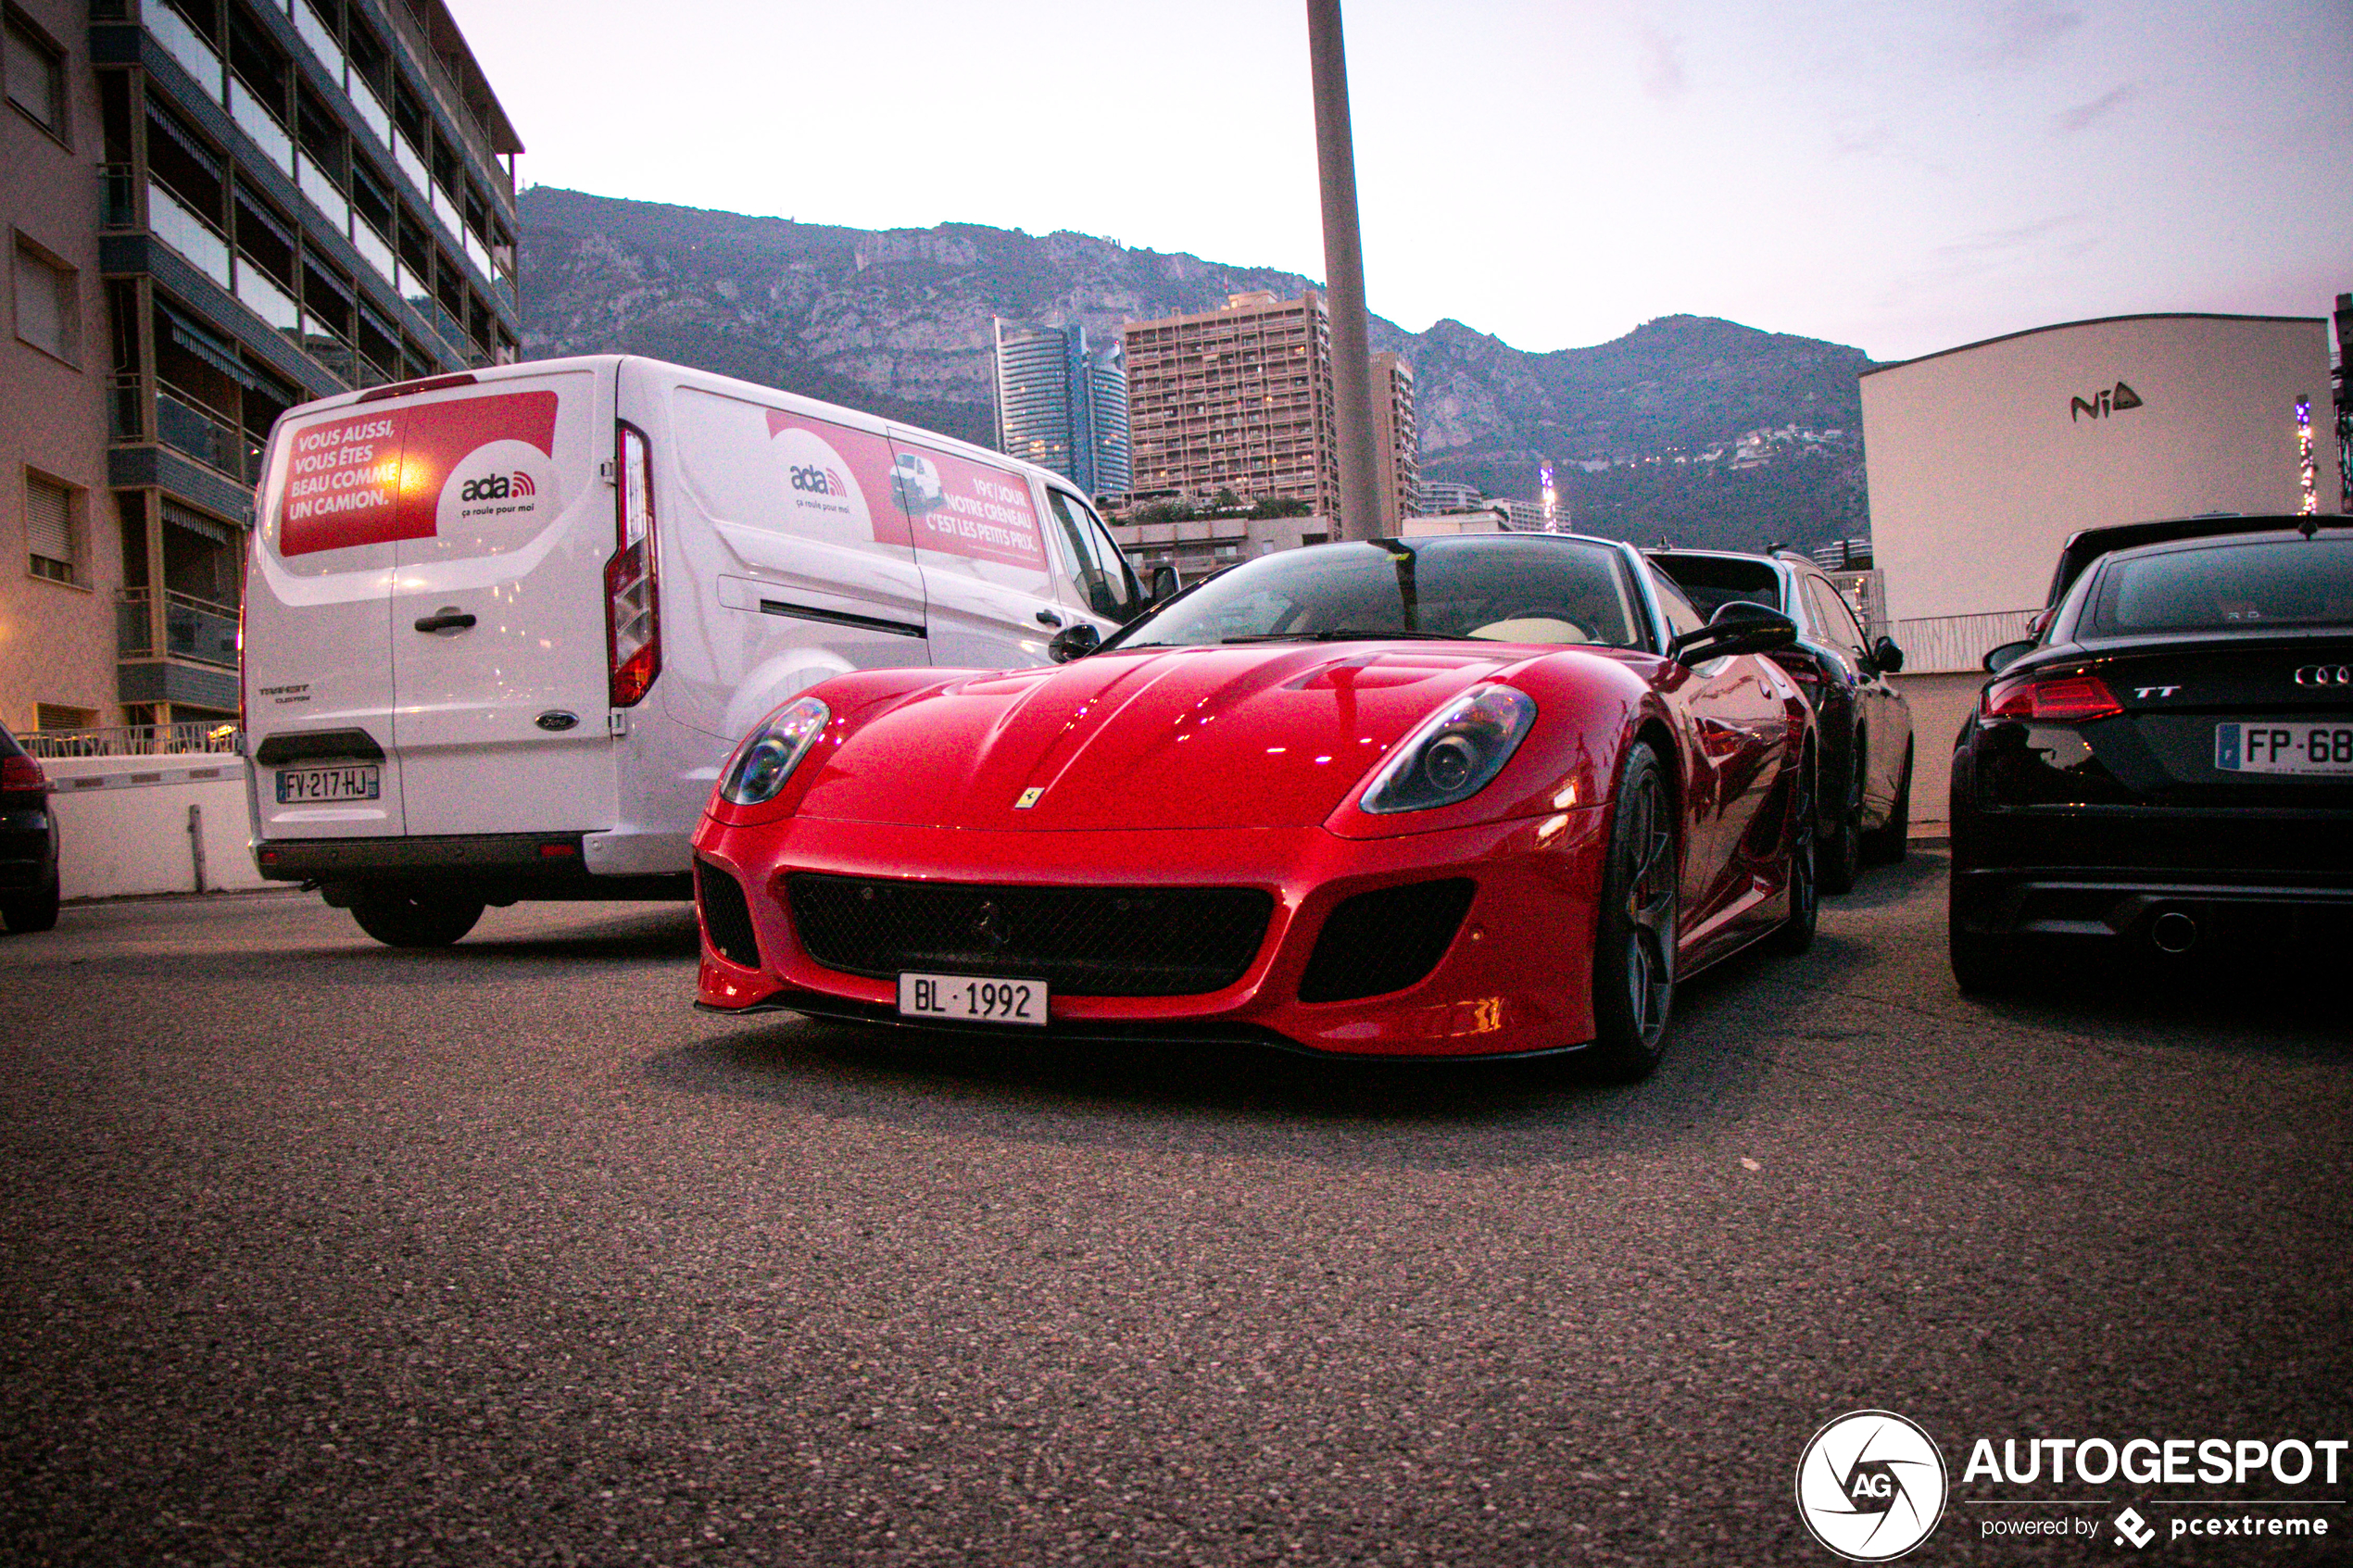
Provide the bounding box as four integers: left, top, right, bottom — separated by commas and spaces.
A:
450, 0, 2352, 364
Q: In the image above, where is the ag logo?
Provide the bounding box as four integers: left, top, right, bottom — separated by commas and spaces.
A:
1794, 1410, 1947, 1561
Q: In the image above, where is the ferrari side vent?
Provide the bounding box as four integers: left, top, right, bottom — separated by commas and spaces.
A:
786, 875, 1274, 997
695, 859, 761, 971
1297, 879, 1476, 1004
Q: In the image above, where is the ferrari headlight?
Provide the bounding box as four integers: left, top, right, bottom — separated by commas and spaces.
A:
718, 696, 830, 806
1361, 684, 1537, 814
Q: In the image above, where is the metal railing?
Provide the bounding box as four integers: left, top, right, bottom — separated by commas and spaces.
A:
19, 721, 242, 759
119, 586, 241, 669
1887, 608, 2041, 674
155, 379, 262, 483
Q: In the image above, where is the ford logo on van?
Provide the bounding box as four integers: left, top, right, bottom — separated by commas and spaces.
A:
535, 710, 580, 733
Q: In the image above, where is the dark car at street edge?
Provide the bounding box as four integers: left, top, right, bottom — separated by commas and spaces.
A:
1948, 515, 2353, 989
0, 721, 60, 934
1648, 548, 1915, 892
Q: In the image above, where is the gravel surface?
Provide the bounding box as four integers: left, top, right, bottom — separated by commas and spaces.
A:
1, 853, 2346, 1566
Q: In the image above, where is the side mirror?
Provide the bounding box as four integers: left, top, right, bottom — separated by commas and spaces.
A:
1669, 604, 1797, 666
1048, 622, 1101, 663
1149, 564, 1180, 605
2027, 608, 2053, 635
1872, 635, 1905, 673
1982, 638, 2034, 673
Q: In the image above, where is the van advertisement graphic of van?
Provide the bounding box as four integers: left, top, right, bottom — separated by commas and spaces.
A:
894, 444, 1048, 573
277, 390, 559, 558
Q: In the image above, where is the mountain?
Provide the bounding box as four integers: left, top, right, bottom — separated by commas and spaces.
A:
519, 186, 1876, 548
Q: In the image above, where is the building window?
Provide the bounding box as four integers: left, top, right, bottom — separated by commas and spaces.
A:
4, 6, 65, 141
34, 702, 94, 732
25, 470, 79, 583
12, 236, 78, 363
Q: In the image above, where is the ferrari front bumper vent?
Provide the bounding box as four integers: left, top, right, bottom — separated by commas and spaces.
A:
784, 873, 1276, 997
1298, 878, 1477, 1003
695, 858, 762, 971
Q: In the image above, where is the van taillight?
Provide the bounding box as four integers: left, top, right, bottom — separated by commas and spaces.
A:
606, 420, 660, 708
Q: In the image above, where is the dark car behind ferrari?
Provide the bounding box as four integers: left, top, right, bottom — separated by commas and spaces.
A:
0, 721, 60, 934
1649, 548, 1914, 892
1949, 525, 2353, 989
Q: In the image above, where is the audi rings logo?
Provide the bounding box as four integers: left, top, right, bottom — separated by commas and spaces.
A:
1795, 1411, 1948, 1561
2295, 665, 2351, 686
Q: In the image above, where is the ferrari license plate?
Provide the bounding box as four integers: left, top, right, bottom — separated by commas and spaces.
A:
2214, 722, 2353, 775
276, 764, 381, 803
898, 972, 1048, 1026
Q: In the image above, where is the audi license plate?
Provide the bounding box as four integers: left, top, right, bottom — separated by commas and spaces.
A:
2215, 722, 2353, 775
276, 765, 381, 803
898, 972, 1049, 1026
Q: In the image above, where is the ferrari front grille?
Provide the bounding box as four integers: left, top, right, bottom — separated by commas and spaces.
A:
785, 874, 1275, 997
695, 859, 761, 970
1297, 879, 1476, 1003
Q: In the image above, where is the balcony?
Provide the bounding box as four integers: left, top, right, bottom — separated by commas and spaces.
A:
228, 76, 294, 176
145, 2, 225, 100
233, 257, 301, 333
155, 378, 262, 483
118, 587, 240, 670
295, 152, 352, 236
147, 180, 232, 289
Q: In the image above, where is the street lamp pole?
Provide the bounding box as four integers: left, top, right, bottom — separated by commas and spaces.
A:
1306, 0, 1383, 541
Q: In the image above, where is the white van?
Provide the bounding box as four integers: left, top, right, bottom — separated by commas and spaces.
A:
243, 355, 1156, 946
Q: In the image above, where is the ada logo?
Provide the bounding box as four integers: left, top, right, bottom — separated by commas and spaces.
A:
458, 470, 537, 503
2070, 381, 2145, 422
788, 464, 848, 496
1795, 1411, 1948, 1561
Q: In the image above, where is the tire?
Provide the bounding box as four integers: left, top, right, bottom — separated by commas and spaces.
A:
1768, 750, 1818, 956
1863, 740, 1913, 864
1584, 742, 1679, 1083
1818, 737, 1863, 896
349, 887, 484, 948
1, 869, 60, 934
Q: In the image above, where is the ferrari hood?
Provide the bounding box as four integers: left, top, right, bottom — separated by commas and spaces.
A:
796, 644, 1529, 830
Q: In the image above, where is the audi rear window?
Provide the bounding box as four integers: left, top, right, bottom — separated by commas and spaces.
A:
2088, 538, 2353, 635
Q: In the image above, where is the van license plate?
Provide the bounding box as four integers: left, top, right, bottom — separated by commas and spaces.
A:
2215, 722, 2353, 775
276, 765, 381, 803
898, 972, 1048, 1026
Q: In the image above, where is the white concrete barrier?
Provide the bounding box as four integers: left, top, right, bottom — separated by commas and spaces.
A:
44, 756, 268, 899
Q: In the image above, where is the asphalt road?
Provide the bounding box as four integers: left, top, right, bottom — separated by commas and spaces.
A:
1, 853, 2346, 1567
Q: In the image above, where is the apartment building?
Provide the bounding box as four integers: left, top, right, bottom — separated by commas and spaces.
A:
1123, 290, 1346, 527
1369, 349, 1415, 533
992, 318, 1130, 500
1, 0, 522, 736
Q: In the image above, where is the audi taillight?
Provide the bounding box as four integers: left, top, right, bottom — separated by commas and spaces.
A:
1, 753, 50, 801
1982, 671, 2122, 722
606, 420, 660, 708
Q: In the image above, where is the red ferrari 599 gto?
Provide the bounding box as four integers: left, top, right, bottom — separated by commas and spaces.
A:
692, 533, 1818, 1077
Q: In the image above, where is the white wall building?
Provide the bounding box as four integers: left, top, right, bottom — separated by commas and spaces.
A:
1863, 313, 2340, 628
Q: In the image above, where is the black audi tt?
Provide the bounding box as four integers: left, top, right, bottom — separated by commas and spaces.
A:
1949, 518, 2353, 989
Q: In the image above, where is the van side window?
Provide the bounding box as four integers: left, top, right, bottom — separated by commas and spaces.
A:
1047, 490, 1139, 621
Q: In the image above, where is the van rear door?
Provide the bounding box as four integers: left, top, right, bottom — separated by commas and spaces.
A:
247, 403, 406, 841
385, 368, 615, 835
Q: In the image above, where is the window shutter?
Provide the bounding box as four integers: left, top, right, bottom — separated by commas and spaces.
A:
26, 474, 71, 567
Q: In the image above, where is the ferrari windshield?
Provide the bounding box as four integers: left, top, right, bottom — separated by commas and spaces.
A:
1112, 537, 1647, 651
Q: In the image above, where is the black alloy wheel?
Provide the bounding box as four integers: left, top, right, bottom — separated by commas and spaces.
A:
1585, 742, 1679, 1082
1769, 749, 1818, 955
1818, 736, 1864, 895
1863, 740, 1913, 864
348, 887, 485, 948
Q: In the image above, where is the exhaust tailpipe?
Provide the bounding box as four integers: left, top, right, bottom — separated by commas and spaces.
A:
2150, 910, 2198, 955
